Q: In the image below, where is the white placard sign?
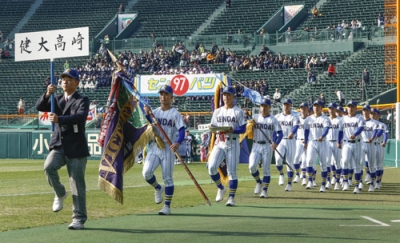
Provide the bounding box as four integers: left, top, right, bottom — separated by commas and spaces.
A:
15, 27, 89, 61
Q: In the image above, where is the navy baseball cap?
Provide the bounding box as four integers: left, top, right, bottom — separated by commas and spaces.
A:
159, 85, 174, 95
337, 106, 344, 112
260, 98, 271, 106
313, 100, 324, 107
299, 102, 308, 108
222, 86, 236, 95
60, 68, 79, 81
328, 102, 337, 109
347, 100, 357, 107
362, 104, 371, 111
282, 98, 292, 105
371, 108, 380, 115
309, 105, 313, 111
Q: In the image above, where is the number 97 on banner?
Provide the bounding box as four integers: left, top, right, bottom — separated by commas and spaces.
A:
170, 74, 189, 96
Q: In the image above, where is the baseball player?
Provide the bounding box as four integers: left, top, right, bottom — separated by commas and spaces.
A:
341, 100, 364, 192
185, 130, 193, 163
143, 85, 186, 215
326, 103, 344, 190
303, 100, 331, 192
293, 102, 309, 186
370, 108, 388, 189
274, 98, 300, 191
248, 98, 283, 198
208, 86, 246, 206
359, 105, 379, 193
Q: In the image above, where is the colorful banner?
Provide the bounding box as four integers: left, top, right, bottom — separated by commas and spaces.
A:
283, 5, 303, 24
15, 27, 89, 61
38, 104, 97, 126
118, 14, 137, 34
135, 74, 225, 96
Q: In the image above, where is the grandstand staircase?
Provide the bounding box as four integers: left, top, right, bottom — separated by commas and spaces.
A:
191, 1, 227, 37
7, 0, 43, 40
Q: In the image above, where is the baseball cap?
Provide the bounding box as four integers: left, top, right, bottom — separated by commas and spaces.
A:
159, 85, 174, 95
260, 98, 271, 106
371, 108, 380, 115
313, 100, 324, 107
362, 104, 371, 111
222, 86, 236, 95
282, 98, 292, 105
299, 102, 308, 108
60, 68, 79, 81
347, 100, 357, 107
328, 102, 337, 109
337, 106, 344, 112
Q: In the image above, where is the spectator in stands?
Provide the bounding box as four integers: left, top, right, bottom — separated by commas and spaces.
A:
211, 43, 219, 54
285, 27, 292, 43
309, 54, 318, 69
259, 28, 265, 35
319, 93, 326, 107
259, 44, 268, 56
307, 70, 316, 84
336, 24, 342, 40
312, 6, 321, 18
64, 60, 70, 70
327, 63, 335, 77
226, 0, 231, 8
227, 29, 233, 44
104, 35, 109, 47
336, 90, 345, 106
18, 98, 25, 115
320, 53, 327, 68
273, 88, 281, 103
387, 110, 392, 130
0, 48, 4, 59
378, 13, 385, 27
363, 68, 370, 84
118, 3, 125, 13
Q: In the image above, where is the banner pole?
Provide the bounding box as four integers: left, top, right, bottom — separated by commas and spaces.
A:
50, 58, 55, 131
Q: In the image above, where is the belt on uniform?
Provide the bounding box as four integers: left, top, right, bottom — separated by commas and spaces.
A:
297, 139, 304, 141
344, 139, 360, 143
329, 140, 337, 142
254, 141, 266, 144
283, 137, 290, 139
365, 141, 380, 145
226, 137, 237, 141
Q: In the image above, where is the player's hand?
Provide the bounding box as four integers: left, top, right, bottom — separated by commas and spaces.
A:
170, 142, 180, 152
143, 105, 151, 115
317, 136, 323, 142
337, 143, 342, 149
45, 85, 57, 98
368, 138, 373, 143
381, 142, 386, 147
288, 133, 294, 139
350, 134, 356, 140
271, 143, 277, 150
303, 143, 308, 150
48, 113, 59, 123
226, 127, 234, 134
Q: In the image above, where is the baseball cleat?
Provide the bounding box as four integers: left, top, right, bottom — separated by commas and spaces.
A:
358, 182, 364, 190
312, 180, 317, 187
364, 174, 371, 184
254, 183, 262, 194
260, 190, 268, 198
306, 181, 313, 189
68, 219, 84, 230
353, 186, 359, 194
293, 175, 300, 183
53, 192, 68, 212
368, 184, 375, 192
319, 185, 326, 192
326, 181, 332, 189
375, 182, 381, 189
284, 184, 292, 191
278, 175, 285, 186
216, 187, 227, 202
348, 180, 353, 187
154, 185, 164, 204
226, 196, 235, 206
158, 205, 171, 215
331, 177, 336, 185
342, 181, 349, 191
334, 182, 341, 190
301, 178, 307, 186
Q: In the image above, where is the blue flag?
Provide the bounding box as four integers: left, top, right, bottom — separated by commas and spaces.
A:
243, 87, 263, 104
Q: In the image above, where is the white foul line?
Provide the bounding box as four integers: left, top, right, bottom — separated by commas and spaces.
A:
340, 216, 390, 227
391, 220, 400, 223
361, 216, 390, 226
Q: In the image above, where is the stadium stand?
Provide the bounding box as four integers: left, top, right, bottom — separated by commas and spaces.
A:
0, 0, 34, 41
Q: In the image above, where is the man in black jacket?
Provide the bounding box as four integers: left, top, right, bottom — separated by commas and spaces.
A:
36, 68, 90, 230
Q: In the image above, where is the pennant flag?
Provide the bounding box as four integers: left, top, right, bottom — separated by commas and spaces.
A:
98, 71, 154, 204
243, 87, 263, 105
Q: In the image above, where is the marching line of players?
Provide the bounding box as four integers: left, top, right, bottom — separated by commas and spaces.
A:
248, 97, 388, 197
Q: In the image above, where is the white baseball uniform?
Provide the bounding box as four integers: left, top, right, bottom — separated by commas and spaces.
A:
304, 114, 331, 173
208, 106, 246, 180
361, 118, 379, 175
326, 116, 343, 170
274, 112, 300, 171
294, 115, 309, 171
142, 107, 186, 187
341, 115, 365, 172
374, 120, 388, 172
249, 114, 282, 176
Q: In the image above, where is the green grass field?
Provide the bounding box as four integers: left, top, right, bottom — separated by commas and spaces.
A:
0, 159, 399, 243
